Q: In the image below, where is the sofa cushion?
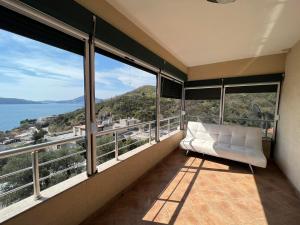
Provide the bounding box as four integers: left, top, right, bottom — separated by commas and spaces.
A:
217, 126, 232, 145
245, 148, 267, 168
180, 138, 218, 156
230, 126, 247, 146
194, 123, 220, 141
214, 144, 249, 164
181, 121, 267, 168
245, 127, 262, 150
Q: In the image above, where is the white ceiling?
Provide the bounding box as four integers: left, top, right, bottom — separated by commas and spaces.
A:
107, 0, 300, 67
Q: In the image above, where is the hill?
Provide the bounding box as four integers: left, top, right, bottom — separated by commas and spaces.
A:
47, 85, 158, 132
60, 96, 103, 104
43, 85, 276, 133
0, 97, 41, 104
0, 96, 102, 105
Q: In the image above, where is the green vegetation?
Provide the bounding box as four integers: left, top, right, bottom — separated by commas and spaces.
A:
46, 86, 276, 133
93, 86, 156, 124
185, 99, 220, 123
32, 128, 47, 144
0, 145, 85, 207
0, 131, 6, 143
47, 85, 182, 133
0, 134, 146, 207
223, 93, 276, 129
95, 134, 147, 165
46, 86, 157, 133
47, 109, 85, 133
186, 93, 276, 127
20, 119, 36, 126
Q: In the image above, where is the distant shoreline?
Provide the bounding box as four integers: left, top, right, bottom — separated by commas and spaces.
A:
0, 103, 84, 132
0, 96, 103, 105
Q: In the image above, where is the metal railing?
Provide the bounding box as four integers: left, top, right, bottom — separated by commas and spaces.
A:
0, 136, 85, 202
95, 120, 156, 163
223, 117, 274, 139
186, 115, 219, 124
0, 116, 181, 207
160, 116, 181, 137
95, 116, 180, 164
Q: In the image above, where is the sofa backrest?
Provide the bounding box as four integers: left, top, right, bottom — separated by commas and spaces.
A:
186, 121, 262, 149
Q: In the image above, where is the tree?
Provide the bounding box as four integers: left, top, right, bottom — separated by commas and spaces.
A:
32, 129, 47, 144
0, 131, 6, 143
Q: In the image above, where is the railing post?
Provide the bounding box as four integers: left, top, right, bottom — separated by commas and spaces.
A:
221, 85, 226, 124
167, 118, 170, 134
115, 131, 118, 160
180, 83, 185, 130
32, 151, 41, 199
219, 84, 224, 124
148, 123, 152, 144
264, 120, 268, 138
84, 17, 97, 176
273, 83, 281, 141
155, 72, 161, 142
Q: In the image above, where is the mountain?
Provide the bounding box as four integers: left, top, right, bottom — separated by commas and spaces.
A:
0, 97, 41, 104
55, 96, 87, 104
3, 85, 276, 133
0, 96, 103, 105
47, 85, 159, 132
47, 85, 276, 133
64, 96, 103, 104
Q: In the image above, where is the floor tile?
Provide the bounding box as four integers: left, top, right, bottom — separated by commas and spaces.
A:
81, 149, 300, 225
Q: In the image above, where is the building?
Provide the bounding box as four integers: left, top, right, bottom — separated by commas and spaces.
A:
112, 118, 140, 129
73, 124, 104, 136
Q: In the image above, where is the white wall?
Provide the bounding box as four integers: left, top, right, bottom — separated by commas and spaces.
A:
188, 53, 286, 81
275, 40, 300, 193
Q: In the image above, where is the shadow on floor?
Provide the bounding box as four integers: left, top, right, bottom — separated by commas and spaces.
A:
81, 149, 300, 225
253, 161, 300, 225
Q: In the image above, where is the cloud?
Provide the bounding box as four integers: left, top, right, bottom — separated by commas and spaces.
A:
0, 29, 156, 101
95, 65, 156, 88
0, 72, 83, 101
15, 57, 84, 81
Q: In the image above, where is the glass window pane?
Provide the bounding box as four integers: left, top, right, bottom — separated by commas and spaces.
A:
94, 53, 156, 163
160, 97, 181, 137
0, 29, 86, 207
223, 92, 276, 138
185, 99, 220, 124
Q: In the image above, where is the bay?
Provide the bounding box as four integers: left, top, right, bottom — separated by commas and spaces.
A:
0, 103, 83, 131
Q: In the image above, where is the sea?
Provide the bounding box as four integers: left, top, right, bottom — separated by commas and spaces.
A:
0, 103, 83, 131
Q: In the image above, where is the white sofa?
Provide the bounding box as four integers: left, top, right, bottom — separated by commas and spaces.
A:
180, 121, 267, 171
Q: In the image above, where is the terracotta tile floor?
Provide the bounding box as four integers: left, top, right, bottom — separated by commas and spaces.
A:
82, 149, 300, 225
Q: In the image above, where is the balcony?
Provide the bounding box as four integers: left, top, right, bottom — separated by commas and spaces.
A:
1, 112, 300, 225
0, 117, 184, 223
0, 0, 300, 225
2, 130, 300, 225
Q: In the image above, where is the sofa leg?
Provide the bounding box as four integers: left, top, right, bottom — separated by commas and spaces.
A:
185, 150, 189, 156
249, 164, 254, 174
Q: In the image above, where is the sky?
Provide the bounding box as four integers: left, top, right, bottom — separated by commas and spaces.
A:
0, 29, 156, 101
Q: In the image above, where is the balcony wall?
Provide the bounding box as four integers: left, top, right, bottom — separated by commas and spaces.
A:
275, 39, 300, 194
188, 53, 286, 80
1, 131, 184, 225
